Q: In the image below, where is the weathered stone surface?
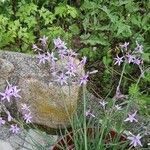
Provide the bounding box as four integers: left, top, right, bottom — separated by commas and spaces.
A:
0, 58, 14, 91
0, 140, 14, 150
18, 78, 79, 128
20, 129, 58, 150
0, 51, 82, 128
0, 125, 58, 150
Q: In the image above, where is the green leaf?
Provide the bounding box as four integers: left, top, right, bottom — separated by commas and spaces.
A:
143, 71, 150, 81
115, 19, 132, 37
80, 47, 95, 59
81, 34, 109, 46
54, 4, 67, 17
16, 3, 37, 20
69, 24, 80, 35
128, 84, 139, 96
141, 53, 150, 62
24, 16, 37, 28
67, 5, 78, 18
130, 15, 141, 28
102, 55, 112, 66
39, 7, 55, 25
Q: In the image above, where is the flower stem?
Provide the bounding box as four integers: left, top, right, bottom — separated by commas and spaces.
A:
117, 63, 126, 90
83, 85, 87, 150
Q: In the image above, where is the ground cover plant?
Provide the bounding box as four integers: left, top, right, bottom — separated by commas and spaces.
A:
0, 0, 150, 149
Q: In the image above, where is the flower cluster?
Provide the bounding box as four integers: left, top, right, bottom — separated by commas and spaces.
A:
33, 37, 97, 86
21, 103, 32, 124
0, 81, 21, 102
0, 81, 32, 134
114, 41, 144, 66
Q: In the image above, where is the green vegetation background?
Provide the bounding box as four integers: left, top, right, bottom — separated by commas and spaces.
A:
0, 0, 149, 115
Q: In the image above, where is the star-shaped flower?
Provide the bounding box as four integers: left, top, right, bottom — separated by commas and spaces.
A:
99, 101, 108, 109
53, 37, 67, 49
55, 73, 68, 85
114, 55, 124, 66
126, 53, 136, 63
0, 86, 13, 102
124, 111, 138, 123
79, 74, 89, 85
21, 103, 30, 112
120, 42, 129, 50
37, 53, 47, 64
85, 109, 95, 118
11, 86, 21, 98
46, 52, 57, 62
135, 41, 143, 53
23, 113, 32, 123
0, 81, 21, 102
133, 58, 141, 65
39, 35, 48, 46
127, 133, 142, 147
9, 124, 20, 134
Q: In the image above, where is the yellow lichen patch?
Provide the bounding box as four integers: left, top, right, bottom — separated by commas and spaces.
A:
37, 101, 75, 121
17, 77, 80, 127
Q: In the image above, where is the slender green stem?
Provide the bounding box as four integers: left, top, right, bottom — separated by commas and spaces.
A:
83, 85, 88, 150
117, 63, 126, 90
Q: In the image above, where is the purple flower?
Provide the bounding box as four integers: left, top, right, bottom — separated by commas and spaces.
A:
67, 49, 78, 57
53, 37, 67, 49
37, 53, 47, 64
21, 103, 30, 113
11, 86, 21, 98
113, 86, 126, 100
79, 56, 87, 66
0, 81, 21, 102
133, 58, 141, 65
135, 41, 143, 53
0, 117, 6, 126
79, 74, 89, 85
46, 52, 57, 62
124, 111, 138, 123
39, 35, 48, 46
58, 49, 67, 59
55, 73, 68, 85
23, 113, 32, 123
65, 59, 77, 77
114, 55, 124, 66
32, 44, 41, 51
9, 124, 20, 134
127, 133, 142, 147
120, 42, 129, 50
0, 86, 13, 102
85, 109, 95, 118
99, 101, 108, 109
126, 53, 136, 63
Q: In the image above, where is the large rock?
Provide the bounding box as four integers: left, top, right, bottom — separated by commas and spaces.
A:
0, 51, 83, 128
